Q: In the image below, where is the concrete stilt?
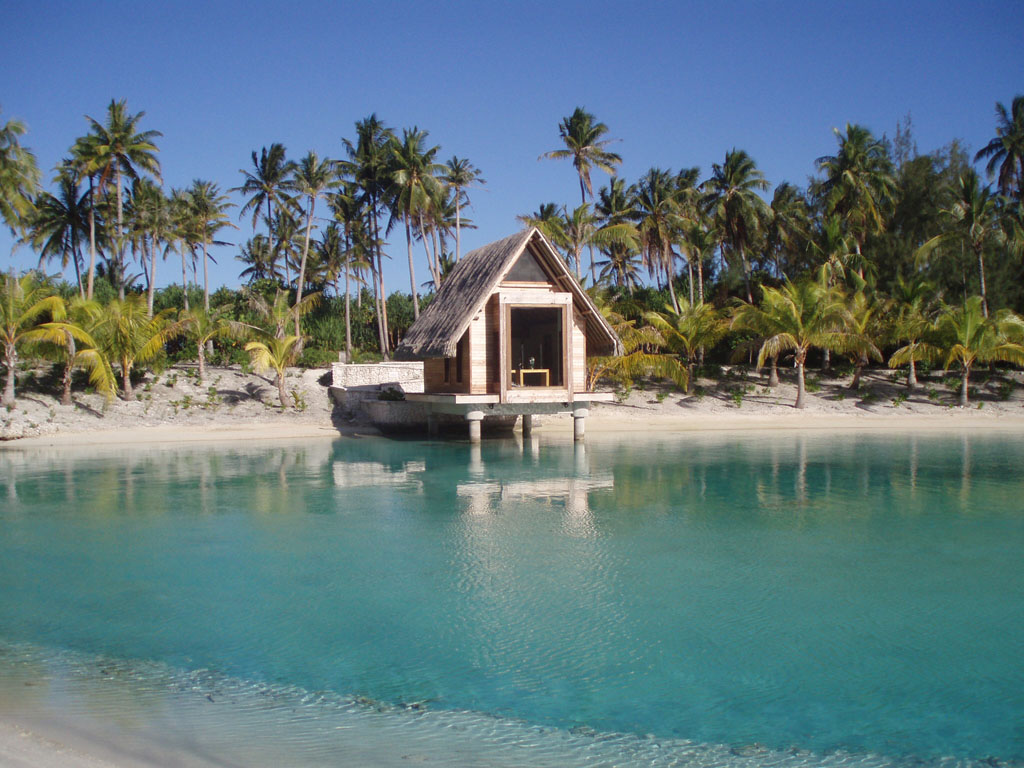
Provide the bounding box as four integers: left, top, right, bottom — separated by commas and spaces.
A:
522, 413, 534, 437
573, 408, 589, 442
466, 410, 484, 444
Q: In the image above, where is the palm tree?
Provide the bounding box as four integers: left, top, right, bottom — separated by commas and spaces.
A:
560, 202, 637, 283
237, 234, 282, 284
92, 295, 183, 399
246, 286, 320, 340
765, 182, 811, 281
814, 124, 895, 277
842, 286, 884, 390
245, 335, 303, 409
183, 180, 235, 313
83, 99, 162, 299
887, 275, 940, 390
1, 271, 65, 405
69, 134, 103, 300
679, 223, 716, 305
975, 95, 1024, 201
0, 109, 41, 237
702, 149, 770, 304
634, 168, 686, 311
168, 188, 196, 311
542, 107, 622, 275
330, 184, 370, 361
517, 202, 566, 244
443, 156, 485, 262
645, 299, 728, 393
541, 107, 622, 205
30, 297, 115, 405
291, 151, 339, 334
233, 143, 297, 236
388, 128, 443, 319
179, 306, 246, 383
917, 170, 1005, 317
585, 304, 687, 392
343, 114, 395, 357
129, 178, 172, 316
733, 280, 857, 408
933, 296, 1024, 406
24, 164, 89, 296
595, 177, 641, 293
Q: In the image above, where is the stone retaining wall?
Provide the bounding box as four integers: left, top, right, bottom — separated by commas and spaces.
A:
331, 362, 425, 392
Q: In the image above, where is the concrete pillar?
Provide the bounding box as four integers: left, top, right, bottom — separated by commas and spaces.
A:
427, 414, 439, 437
573, 408, 588, 442
466, 410, 484, 444
522, 413, 534, 437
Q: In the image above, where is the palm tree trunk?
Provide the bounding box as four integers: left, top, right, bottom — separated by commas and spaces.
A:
768, 355, 779, 387
697, 258, 704, 304
197, 341, 206, 384
850, 358, 864, 390
822, 348, 830, 371
960, 366, 970, 407
907, 358, 917, 389
201, 239, 210, 313
455, 194, 462, 261
664, 244, 679, 313
371, 210, 390, 358
428, 216, 442, 288
121, 361, 133, 400
417, 212, 439, 290
277, 369, 288, 409
2, 344, 17, 406
296, 197, 315, 336
180, 247, 190, 312
71, 227, 84, 299
795, 358, 806, 409
344, 253, 352, 363
687, 258, 694, 306
405, 217, 420, 320
686, 361, 694, 395
740, 244, 753, 304
86, 178, 97, 301
147, 238, 158, 318
976, 246, 989, 318
61, 331, 75, 406
116, 168, 126, 301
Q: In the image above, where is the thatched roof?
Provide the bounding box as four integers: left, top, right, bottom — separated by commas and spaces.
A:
394, 228, 621, 359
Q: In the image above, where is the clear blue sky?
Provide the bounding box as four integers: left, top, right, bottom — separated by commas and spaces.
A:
3, 0, 1021, 292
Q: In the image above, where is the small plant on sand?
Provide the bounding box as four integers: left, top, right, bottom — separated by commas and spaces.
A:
180, 394, 193, 410
805, 375, 822, 393
290, 389, 307, 411
728, 384, 752, 407
655, 391, 668, 403
997, 380, 1014, 400
165, 374, 177, 388
892, 392, 908, 408
927, 387, 939, 401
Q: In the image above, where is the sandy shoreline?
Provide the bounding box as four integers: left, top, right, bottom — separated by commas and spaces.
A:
4, 402, 1024, 450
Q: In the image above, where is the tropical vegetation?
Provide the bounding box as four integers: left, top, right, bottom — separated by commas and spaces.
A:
2, 97, 1023, 412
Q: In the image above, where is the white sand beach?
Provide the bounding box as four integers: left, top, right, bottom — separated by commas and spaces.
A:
3, 364, 1024, 448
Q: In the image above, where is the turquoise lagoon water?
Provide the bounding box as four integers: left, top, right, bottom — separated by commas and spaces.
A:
0, 431, 1022, 766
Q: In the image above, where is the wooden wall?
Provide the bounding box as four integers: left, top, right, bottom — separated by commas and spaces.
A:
572, 309, 587, 392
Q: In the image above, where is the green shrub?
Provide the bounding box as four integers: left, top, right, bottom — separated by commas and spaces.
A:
297, 346, 338, 368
